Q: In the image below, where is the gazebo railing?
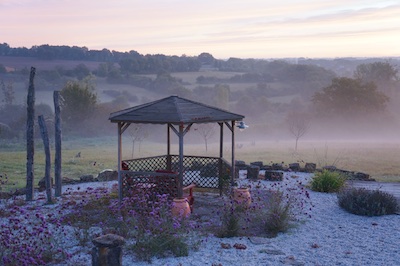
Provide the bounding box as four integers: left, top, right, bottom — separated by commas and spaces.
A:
121, 171, 179, 199
122, 155, 231, 194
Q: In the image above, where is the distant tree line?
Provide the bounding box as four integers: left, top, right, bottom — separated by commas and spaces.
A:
0, 43, 203, 73
1, 42, 399, 140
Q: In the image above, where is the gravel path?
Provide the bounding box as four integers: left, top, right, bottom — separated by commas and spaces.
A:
4, 173, 399, 266
120, 173, 400, 266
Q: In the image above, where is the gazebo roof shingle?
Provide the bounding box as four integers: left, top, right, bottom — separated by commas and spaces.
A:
109, 95, 244, 124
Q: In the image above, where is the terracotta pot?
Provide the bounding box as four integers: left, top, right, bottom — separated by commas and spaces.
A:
171, 198, 191, 218
233, 187, 251, 208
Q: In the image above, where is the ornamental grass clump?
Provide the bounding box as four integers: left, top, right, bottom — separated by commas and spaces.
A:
338, 187, 399, 216
216, 179, 313, 239
217, 201, 245, 238
127, 192, 192, 262
310, 170, 346, 193
263, 190, 292, 238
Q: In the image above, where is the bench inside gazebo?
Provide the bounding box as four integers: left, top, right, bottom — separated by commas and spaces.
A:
109, 95, 245, 206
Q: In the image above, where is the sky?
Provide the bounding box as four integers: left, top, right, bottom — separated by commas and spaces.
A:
1, 0, 400, 59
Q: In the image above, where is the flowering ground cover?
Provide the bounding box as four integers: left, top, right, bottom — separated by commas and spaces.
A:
1, 172, 398, 265
0, 172, 315, 265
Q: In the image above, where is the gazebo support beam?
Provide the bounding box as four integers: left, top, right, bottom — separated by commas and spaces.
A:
167, 124, 171, 170
218, 122, 224, 195
224, 121, 236, 188
117, 122, 131, 201
231, 120, 236, 187
117, 122, 123, 201
169, 123, 193, 198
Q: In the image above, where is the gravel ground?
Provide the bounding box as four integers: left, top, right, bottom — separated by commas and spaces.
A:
121, 173, 400, 266
3, 173, 400, 266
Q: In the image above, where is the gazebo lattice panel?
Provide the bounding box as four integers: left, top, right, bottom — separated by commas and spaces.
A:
122, 171, 180, 199
122, 155, 231, 194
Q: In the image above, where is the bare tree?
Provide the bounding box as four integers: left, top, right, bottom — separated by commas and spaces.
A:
1, 79, 15, 105
196, 124, 216, 152
287, 111, 311, 152
128, 124, 149, 157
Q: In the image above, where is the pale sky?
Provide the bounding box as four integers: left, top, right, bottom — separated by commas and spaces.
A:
1, 0, 400, 59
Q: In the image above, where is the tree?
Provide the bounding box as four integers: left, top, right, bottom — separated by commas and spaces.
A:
213, 84, 230, 110
196, 124, 216, 152
0, 64, 6, 74
128, 125, 149, 157
119, 58, 140, 74
71, 63, 91, 80
198, 52, 215, 65
312, 77, 389, 118
1, 79, 15, 105
60, 79, 97, 132
354, 62, 398, 94
286, 111, 311, 152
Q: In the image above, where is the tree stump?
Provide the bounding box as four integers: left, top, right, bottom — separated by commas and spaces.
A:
92, 234, 125, 266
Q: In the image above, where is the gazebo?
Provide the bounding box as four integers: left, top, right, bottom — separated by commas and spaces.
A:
109, 95, 245, 201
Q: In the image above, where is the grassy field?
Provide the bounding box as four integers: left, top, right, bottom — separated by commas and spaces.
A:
1, 137, 399, 192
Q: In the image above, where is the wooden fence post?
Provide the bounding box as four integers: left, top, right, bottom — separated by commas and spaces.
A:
38, 115, 53, 203
26, 67, 36, 201
53, 91, 62, 197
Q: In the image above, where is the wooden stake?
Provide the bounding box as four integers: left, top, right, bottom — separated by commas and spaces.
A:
38, 115, 53, 203
26, 67, 35, 201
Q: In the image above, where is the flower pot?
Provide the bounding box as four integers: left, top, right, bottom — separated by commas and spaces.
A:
233, 187, 251, 208
171, 198, 191, 218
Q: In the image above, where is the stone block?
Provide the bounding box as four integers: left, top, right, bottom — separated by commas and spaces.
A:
96, 170, 118, 182
264, 170, 283, 181
247, 165, 260, 180
304, 163, 316, 173
289, 163, 300, 172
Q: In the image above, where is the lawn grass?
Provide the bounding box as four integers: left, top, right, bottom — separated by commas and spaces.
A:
230, 140, 400, 182
1, 137, 399, 192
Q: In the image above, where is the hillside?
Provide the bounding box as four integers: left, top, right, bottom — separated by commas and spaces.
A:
0, 56, 102, 71
1, 54, 400, 142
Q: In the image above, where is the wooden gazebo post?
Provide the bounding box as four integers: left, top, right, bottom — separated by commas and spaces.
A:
168, 122, 193, 198
117, 122, 123, 201
231, 120, 236, 187
117, 121, 130, 201
178, 123, 184, 198
167, 124, 171, 170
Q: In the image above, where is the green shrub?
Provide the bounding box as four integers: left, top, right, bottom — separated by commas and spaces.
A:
310, 170, 346, 193
338, 187, 399, 216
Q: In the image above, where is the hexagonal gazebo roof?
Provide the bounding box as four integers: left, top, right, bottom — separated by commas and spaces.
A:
109, 95, 244, 124
109, 95, 245, 200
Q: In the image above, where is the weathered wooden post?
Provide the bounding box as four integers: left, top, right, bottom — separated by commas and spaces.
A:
26, 67, 36, 201
53, 91, 62, 197
92, 234, 125, 266
38, 115, 53, 203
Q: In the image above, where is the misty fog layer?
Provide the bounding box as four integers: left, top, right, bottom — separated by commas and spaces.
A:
1, 46, 400, 143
